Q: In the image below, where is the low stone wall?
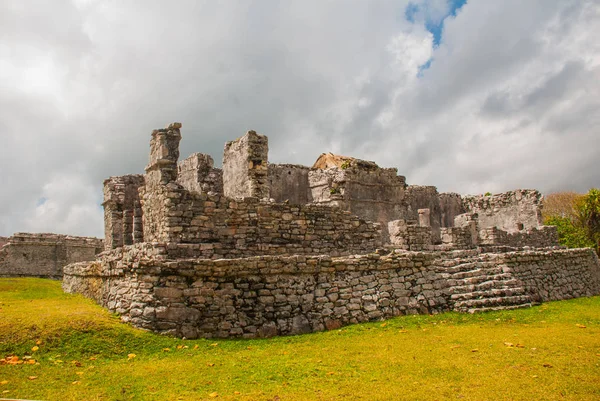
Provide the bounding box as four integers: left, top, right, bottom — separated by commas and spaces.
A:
141, 184, 384, 258
508, 248, 600, 302
0, 233, 104, 279
479, 226, 558, 248
63, 247, 600, 339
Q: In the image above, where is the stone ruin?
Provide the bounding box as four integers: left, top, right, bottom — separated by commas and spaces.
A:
0, 233, 103, 279
63, 123, 600, 339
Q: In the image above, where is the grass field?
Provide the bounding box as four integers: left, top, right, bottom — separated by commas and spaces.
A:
0, 278, 599, 401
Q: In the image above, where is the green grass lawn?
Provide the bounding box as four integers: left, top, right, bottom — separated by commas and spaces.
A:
0, 278, 599, 401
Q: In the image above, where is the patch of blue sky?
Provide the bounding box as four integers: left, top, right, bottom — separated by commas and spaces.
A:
36, 197, 47, 206
406, 0, 467, 75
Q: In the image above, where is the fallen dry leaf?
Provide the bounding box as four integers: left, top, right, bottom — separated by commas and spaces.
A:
543, 363, 553, 368
211, 343, 219, 347
450, 345, 461, 349
234, 391, 241, 395
2, 390, 10, 394
515, 344, 525, 348
31, 346, 39, 352
576, 324, 587, 329
28, 376, 38, 380
209, 392, 219, 398
127, 354, 136, 359
0, 380, 8, 385
72, 381, 81, 385
207, 363, 215, 367
193, 345, 199, 350
162, 348, 171, 352
36, 340, 42, 345
89, 356, 97, 361
504, 342, 514, 347
471, 349, 479, 353
76, 372, 84, 375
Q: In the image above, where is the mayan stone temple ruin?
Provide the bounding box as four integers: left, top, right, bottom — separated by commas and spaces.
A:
63, 123, 600, 339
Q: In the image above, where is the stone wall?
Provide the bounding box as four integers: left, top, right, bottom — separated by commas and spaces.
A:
223, 131, 269, 200
462, 190, 543, 233
439, 193, 465, 228
140, 183, 383, 258
63, 246, 600, 339
404, 186, 445, 242
479, 226, 559, 248
177, 153, 223, 195
268, 164, 311, 204
308, 160, 406, 236
103, 175, 145, 249
0, 233, 103, 279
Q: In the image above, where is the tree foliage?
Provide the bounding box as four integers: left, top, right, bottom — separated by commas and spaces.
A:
541, 192, 582, 220
544, 189, 600, 253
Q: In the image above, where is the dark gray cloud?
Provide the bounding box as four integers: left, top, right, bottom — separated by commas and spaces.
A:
0, 0, 598, 237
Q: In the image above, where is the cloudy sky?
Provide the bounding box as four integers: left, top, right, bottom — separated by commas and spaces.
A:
1, 0, 598, 238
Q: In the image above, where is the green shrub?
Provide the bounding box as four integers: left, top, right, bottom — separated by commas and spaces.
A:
544, 215, 595, 249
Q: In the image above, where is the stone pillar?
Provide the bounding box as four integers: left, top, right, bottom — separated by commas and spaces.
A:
123, 210, 134, 246
418, 208, 431, 227
103, 178, 125, 250
177, 153, 223, 194
222, 130, 269, 199
145, 123, 182, 187
133, 200, 144, 244
102, 175, 145, 250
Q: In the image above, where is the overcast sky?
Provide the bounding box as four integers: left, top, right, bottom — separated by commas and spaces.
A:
1, 0, 598, 238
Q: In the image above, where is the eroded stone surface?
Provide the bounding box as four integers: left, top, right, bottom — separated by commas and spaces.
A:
0, 233, 103, 279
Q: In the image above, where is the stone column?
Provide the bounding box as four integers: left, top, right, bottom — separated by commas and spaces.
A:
222, 130, 269, 199
418, 208, 431, 227
145, 123, 182, 187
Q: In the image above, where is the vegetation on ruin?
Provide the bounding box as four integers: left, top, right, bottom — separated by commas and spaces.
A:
543, 188, 600, 253
1, 278, 599, 401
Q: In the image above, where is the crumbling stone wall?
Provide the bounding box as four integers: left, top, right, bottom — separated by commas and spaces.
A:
223, 131, 269, 200
103, 175, 145, 249
140, 182, 383, 258
63, 246, 600, 339
138, 126, 383, 256
462, 190, 543, 233
177, 153, 223, 195
268, 164, 312, 204
439, 193, 465, 228
0, 233, 103, 279
404, 186, 445, 242
308, 159, 407, 236
479, 226, 558, 248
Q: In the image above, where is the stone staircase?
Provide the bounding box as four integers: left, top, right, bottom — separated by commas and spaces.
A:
442, 259, 533, 313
